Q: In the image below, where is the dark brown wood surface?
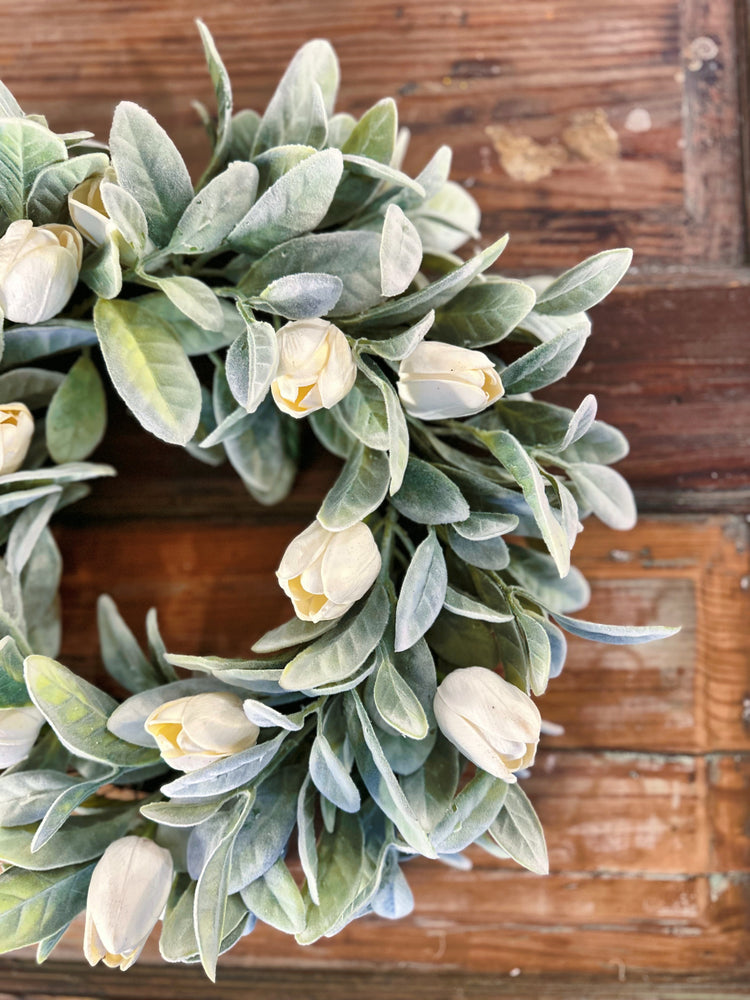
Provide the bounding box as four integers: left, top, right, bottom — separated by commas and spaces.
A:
0, 0, 748, 995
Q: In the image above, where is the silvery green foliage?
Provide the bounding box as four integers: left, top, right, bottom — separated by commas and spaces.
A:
0, 25, 679, 979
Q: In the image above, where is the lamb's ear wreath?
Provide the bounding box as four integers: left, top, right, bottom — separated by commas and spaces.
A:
0, 23, 678, 980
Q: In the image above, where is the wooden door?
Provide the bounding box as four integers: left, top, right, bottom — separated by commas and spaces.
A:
0, 2, 748, 996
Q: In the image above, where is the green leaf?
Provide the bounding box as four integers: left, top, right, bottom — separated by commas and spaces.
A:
94, 297, 202, 446
109, 101, 193, 246
79, 236, 122, 299
505, 544, 590, 614
559, 394, 598, 450
27, 152, 109, 225
230, 148, 343, 254
251, 616, 336, 654
30, 768, 117, 852
488, 783, 548, 874
133, 293, 241, 357
297, 774, 319, 905
445, 525, 510, 571
512, 601, 552, 696
240, 858, 305, 934
309, 729, 360, 813
6, 490, 59, 579
22, 528, 62, 658
167, 162, 258, 254
535, 248, 632, 315
196, 20, 233, 173
432, 769, 509, 853
228, 768, 304, 892
97, 594, 163, 694
257, 272, 343, 320
280, 584, 390, 692
355, 310, 433, 363
333, 370, 389, 450
0, 862, 94, 952
550, 611, 680, 645
99, 182, 149, 256
431, 279, 536, 348
193, 794, 253, 981
354, 234, 508, 329
24, 654, 158, 767
345, 691, 435, 858
443, 585, 514, 624
480, 430, 570, 577
296, 811, 366, 945
390, 456, 469, 525
146, 275, 223, 332
159, 876, 247, 964
0, 770, 80, 827
317, 442, 390, 531
372, 644, 429, 739
380, 204, 422, 297
395, 530, 446, 652
452, 511, 518, 540
412, 181, 481, 253
141, 798, 226, 828
501, 321, 589, 394
240, 231, 383, 317
225, 315, 279, 414
358, 354, 409, 493
0, 806, 135, 870
252, 40, 338, 154
0, 117, 67, 221
567, 462, 637, 530
45, 354, 107, 463
0, 322, 97, 371
400, 734, 459, 832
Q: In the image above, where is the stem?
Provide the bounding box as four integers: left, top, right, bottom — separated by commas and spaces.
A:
377, 505, 399, 583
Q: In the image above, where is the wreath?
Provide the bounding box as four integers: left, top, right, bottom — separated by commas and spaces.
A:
0, 23, 677, 980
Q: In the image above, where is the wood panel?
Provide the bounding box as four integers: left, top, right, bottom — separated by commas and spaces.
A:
0, 0, 745, 270
1, 962, 750, 1000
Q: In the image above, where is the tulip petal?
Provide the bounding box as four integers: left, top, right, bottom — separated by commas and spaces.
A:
320, 522, 381, 604
400, 341, 494, 376
87, 837, 173, 957
398, 378, 488, 420
277, 520, 330, 580
180, 692, 259, 754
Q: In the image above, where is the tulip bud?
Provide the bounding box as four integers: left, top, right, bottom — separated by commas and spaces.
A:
397, 341, 504, 420
271, 318, 357, 418
145, 691, 260, 772
0, 402, 33, 475
0, 220, 82, 325
68, 169, 116, 248
433, 667, 541, 783
0, 705, 44, 768
83, 836, 173, 970
277, 519, 381, 622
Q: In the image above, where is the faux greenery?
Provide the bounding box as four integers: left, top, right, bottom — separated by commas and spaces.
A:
0, 24, 678, 979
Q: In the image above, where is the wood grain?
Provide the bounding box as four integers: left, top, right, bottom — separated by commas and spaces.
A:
0, 0, 745, 269
1, 962, 749, 1000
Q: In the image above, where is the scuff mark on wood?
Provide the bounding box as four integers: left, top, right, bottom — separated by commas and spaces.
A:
486, 108, 620, 181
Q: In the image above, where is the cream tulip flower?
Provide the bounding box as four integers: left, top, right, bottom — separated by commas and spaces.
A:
145, 691, 260, 772
397, 341, 504, 420
68, 170, 115, 248
0, 403, 34, 475
271, 317, 356, 418
83, 836, 173, 971
0, 705, 44, 768
0, 220, 82, 324
434, 667, 541, 783
276, 519, 381, 622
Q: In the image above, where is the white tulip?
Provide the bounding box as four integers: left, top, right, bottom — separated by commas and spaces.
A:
397, 341, 504, 420
83, 836, 173, 970
68, 168, 123, 248
145, 691, 260, 772
0, 705, 44, 768
0, 403, 34, 475
0, 220, 82, 324
434, 667, 541, 783
277, 519, 381, 622
271, 317, 356, 418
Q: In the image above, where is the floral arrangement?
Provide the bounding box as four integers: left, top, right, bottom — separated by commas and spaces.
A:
0, 24, 677, 980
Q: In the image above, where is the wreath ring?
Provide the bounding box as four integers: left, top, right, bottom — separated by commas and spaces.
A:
0, 24, 677, 979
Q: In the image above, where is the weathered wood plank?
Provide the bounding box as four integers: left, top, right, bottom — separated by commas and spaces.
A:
1, 962, 749, 1000
55, 517, 750, 754
0, 0, 744, 268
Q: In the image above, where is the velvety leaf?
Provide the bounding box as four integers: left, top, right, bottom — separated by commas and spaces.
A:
45, 354, 107, 463
431, 279, 536, 348
535, 248, 632, 315
551, 612, 680, 645
0, 862, 94, 952
168, 162, 258, 254
488, 783, 548, 874
225, 316, 279, 414
317, 442, 390, 531
390, 456, 469, 525
0, 117, 67, 221
27, 152, 109, 225
395, 530, 447, 652
380, 204, 422, 297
